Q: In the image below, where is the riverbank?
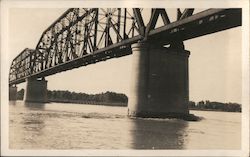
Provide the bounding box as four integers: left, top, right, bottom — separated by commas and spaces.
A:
189, 108, 241, 113
48, 99, 127, 107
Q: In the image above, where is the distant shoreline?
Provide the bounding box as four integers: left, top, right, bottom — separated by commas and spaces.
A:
47, 99, 241, 112
48, 99, 127, 107
189, 108, 241, 113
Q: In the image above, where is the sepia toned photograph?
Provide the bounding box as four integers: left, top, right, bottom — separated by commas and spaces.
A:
1, 0, 249, 156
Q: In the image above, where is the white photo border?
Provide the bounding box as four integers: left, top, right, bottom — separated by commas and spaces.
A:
1, 0, 249, 156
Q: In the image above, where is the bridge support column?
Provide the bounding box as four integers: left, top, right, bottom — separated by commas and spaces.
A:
128, 42, 190, 118
9, 86, 17, 100
24, 78, 48, 103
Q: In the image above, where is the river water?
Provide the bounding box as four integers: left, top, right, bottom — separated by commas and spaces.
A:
9, 101, 241, 149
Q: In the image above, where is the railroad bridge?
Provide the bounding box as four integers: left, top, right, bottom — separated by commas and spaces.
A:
9, 8, 242, 118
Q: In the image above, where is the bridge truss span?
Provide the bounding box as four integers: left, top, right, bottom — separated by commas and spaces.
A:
9, 8, 242, 86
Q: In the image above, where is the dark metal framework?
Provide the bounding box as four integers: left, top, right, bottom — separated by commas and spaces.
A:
9, 8, 241, 85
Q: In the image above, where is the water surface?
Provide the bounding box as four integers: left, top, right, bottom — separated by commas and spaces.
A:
9, 101, 241, 149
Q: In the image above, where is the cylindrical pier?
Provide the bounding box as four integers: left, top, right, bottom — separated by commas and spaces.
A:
128, 42, 190, 118
24, 78, 48, 103
128, 42, 150, 116
9, 86, 17, 100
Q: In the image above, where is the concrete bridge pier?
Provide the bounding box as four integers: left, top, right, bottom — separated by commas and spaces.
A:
9, 86, 17, 100
24, 77, 48, 103
128, 41, 190, 118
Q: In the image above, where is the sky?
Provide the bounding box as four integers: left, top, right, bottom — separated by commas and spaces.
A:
8, 8, 242, 104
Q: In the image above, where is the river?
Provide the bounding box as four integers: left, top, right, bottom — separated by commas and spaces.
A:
9, 101, 241, 149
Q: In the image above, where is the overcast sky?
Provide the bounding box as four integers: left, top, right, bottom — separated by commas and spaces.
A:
9, 8, 242, 103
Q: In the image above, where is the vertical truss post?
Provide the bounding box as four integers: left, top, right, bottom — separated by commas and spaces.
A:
73, 9, 79, 57
123, 8, 127, 39
105, 9, 111, 46
93, 8, 98, 51
132, 21, 135, 37
117, 8, 121, 42
83, 21, 88, 54
29, 52, 33, 75
40, 51, 44, 70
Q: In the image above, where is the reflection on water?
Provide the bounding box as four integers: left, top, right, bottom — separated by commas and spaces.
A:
131, 118, 188, 149
9, 101, 16, 106
24, 102, 45, 110
9, 101, 241, 149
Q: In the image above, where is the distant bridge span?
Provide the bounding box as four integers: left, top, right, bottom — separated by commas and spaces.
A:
9, 8, 242, 118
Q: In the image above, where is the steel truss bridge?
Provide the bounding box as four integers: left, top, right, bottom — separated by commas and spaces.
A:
9, 8, 242, 86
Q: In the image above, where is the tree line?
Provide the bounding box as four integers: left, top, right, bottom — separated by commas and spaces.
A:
17, 89, 24, 100
16, 89, 241, 112
188, 100, 241, 112
47, 90, 128, 106
16, 89, 128, 106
